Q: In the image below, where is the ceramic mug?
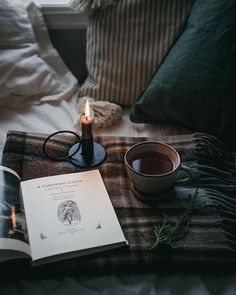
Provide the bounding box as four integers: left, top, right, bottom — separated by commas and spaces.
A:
124, 141, 192, 202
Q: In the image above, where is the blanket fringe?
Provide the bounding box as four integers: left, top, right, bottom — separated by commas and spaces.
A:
193, 133, 236, 251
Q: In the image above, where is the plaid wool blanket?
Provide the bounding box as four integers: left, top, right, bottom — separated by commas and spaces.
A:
1, 131, 236, 277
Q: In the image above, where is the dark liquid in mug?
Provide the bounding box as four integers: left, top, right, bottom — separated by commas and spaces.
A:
130, 151, 173, 175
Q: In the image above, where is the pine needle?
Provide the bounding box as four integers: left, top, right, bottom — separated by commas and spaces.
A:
151, 188, 203, 250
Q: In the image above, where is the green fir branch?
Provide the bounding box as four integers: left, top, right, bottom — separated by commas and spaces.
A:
151, 188, 203, 250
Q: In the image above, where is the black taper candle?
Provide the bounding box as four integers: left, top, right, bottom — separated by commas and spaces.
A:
68, 99, 106, 167
81, 114, 94, 161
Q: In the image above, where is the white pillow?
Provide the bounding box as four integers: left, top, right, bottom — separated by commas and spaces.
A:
0, 0, 78, 108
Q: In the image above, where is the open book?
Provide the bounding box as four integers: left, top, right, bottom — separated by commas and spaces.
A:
0, 166, 128, 266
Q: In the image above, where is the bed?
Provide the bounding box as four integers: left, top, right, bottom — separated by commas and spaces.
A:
1, 0, 236, 294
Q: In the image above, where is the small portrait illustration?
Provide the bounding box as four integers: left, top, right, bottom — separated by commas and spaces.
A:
57, 200, 81, 226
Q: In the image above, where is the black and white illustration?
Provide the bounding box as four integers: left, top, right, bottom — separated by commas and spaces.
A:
57, 200, 81, 226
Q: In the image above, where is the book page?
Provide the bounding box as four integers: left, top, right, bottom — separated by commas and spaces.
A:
20, 169, 128, 263
0, 166, 31, 261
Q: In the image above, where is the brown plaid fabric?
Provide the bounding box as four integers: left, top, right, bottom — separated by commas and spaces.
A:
1, 131, 236, 278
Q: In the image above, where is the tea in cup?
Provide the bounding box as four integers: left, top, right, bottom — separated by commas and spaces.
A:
124, 141, 191, 202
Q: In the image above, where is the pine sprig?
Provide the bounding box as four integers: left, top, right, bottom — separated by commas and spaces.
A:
151, 188, 202, 250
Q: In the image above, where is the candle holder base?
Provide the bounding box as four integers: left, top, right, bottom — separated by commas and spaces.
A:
69, 142, 106, 168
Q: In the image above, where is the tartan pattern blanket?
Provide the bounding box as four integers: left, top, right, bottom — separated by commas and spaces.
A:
1, 130, 236, 277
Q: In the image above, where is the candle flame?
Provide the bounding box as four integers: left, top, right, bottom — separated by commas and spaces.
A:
85, 99, 90, 119
11, 207, 16, 232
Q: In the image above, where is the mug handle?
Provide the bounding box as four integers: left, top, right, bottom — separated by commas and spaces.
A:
174, 165, 192, 185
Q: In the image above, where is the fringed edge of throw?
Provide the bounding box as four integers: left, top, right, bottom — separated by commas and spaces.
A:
193, 133, 236, 251
71, 0, 115, 14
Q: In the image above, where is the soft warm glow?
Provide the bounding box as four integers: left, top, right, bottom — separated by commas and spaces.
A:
11, 207, 16, 231
81, 99, 92, 124
85, 99, 90, 118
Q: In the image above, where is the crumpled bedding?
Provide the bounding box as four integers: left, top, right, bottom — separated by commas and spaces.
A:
1, 272, 236, 295
0, 0, 78, 108
0, 1, 236, 294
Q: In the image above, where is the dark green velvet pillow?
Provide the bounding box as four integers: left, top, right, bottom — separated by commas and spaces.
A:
130, 0, 236, 148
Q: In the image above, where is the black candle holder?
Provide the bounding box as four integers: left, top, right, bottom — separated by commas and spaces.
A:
42, 130, 106, 168
69, 141, 107, 168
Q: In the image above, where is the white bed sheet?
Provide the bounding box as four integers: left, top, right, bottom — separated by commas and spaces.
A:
1, 272, 236, 295
0, 97, 236, 295
0, 94, 184, 160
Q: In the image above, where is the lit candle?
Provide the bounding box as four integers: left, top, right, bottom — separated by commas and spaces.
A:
81, 99, 94, 161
